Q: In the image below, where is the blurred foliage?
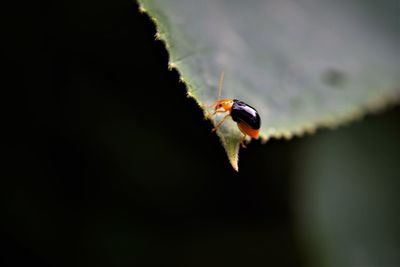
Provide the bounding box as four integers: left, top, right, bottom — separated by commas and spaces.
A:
2, 0, 399, 266
295, 108, 400, 267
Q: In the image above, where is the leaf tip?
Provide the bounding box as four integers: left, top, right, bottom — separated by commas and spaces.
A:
221, 134, 240, 172
228, 150, 239, 172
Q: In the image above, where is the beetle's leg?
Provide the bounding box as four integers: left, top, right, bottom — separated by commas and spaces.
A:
206, 108, 225, 119
240, 134, 247, 148
205, 103, 216, 118
212, 114, 230, 132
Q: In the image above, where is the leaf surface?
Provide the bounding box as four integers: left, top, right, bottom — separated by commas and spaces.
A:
138, 0, 400, 170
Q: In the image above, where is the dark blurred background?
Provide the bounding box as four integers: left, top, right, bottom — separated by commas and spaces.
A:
2, 1, 399, 266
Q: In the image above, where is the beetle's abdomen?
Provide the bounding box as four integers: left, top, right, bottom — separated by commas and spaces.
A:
230, 99, 261, 130
237, 122, 260, 138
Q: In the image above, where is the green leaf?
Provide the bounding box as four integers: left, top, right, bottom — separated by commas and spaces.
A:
137, 0, 400, 171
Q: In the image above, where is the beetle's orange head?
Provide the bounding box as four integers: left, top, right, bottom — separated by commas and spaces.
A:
213, 99, 234, 113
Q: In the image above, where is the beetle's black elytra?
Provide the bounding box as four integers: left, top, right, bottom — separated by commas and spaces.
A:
230, 99, 261, 130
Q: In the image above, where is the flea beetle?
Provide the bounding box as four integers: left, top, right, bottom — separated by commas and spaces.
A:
209, 72, 261, 147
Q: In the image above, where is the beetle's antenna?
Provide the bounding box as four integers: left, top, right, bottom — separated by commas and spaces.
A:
217, 71, 224, 100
